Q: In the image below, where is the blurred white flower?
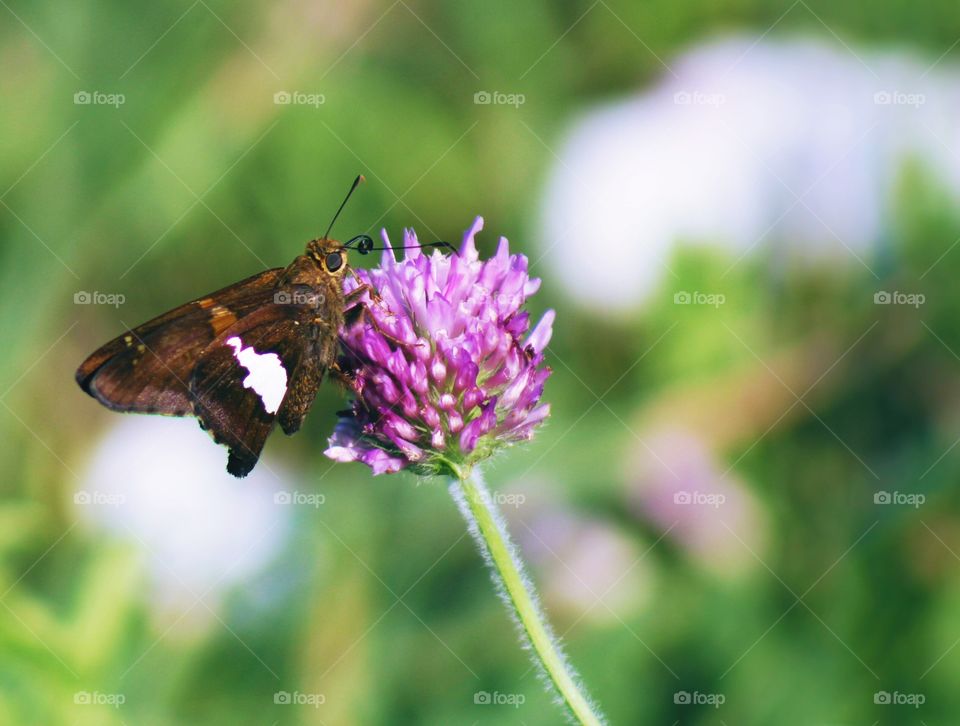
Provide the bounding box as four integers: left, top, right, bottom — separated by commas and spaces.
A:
627, 427, 766, 576
76, 416, 293, 624
539, 34, 960, 310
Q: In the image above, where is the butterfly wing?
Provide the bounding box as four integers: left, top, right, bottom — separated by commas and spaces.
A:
76, 269, 284, 415
189, 304, 311, 477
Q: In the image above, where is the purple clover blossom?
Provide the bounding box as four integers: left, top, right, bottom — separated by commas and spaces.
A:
325, 217, 554, 476
324, 222, 603, 724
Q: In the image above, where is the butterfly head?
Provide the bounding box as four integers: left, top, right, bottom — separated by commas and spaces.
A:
306, 237, 349, 276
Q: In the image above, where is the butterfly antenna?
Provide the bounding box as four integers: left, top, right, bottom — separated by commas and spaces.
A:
323, 174, 365, 239
344, 234, 457, 256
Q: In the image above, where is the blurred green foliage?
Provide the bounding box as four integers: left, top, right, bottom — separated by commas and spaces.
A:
2, 0, 960, 724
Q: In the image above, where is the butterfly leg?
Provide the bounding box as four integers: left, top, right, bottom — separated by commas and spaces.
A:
342, 297, 411, 348
328, 360, 359, 389
344, 271, 390, 308
347, 267, 372, 292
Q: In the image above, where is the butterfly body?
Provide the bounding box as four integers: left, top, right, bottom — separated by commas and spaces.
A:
76, 237, 351, 477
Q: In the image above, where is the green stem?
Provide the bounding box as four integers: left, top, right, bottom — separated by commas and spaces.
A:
450, 468, 606, 726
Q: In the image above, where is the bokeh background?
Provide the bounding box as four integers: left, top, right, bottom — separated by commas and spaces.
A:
1, 1, 959, 724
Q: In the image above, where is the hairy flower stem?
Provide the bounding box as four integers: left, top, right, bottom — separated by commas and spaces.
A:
450, 468, 605, 726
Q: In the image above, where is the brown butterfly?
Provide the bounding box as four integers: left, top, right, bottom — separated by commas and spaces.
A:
75, 176, 451, 477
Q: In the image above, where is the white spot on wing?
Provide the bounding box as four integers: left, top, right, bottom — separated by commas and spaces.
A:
225, 336, 288, 414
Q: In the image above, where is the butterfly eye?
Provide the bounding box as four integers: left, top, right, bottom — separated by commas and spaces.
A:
325, 252, 343, 272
